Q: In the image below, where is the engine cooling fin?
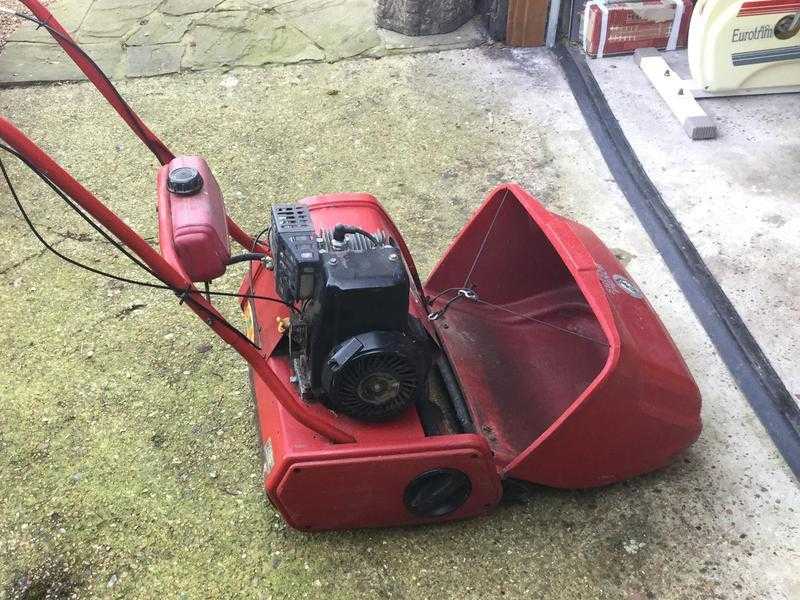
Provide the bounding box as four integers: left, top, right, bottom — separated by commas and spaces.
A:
324, 340, 422, 422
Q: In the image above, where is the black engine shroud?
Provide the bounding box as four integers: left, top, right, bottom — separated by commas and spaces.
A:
270, 204, 432, 422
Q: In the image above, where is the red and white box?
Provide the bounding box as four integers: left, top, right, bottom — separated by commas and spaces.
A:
581, 0, 694, 58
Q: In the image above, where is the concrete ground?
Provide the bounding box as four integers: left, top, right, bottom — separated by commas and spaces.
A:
0, 47, 799, 599
0, 0, 487, 83
588, 50, 800, 409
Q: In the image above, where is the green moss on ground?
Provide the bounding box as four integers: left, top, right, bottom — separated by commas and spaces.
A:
0, 50, 790, 599
0, 49, 564, 600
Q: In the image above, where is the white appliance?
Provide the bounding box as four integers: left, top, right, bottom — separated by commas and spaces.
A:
689, 0, 800, 92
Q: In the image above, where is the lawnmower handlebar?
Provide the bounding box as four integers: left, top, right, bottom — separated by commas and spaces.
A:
0, 117, 355, 445
17, 0, 175, 165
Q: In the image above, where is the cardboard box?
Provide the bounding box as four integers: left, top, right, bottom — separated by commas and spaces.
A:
582, 0, 694, 58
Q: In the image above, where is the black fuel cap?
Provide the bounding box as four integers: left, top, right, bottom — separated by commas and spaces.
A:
167, 167, 204, 195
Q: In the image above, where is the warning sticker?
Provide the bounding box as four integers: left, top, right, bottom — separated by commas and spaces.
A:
613, 274, 643, 299
263, 439, 275, 477
243, 302, 256, 343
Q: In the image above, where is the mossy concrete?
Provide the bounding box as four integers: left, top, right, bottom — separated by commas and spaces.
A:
0, 0, 487, 84
0, 48, 798, 599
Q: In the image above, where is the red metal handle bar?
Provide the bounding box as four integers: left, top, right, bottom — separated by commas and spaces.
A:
0, 117, 355, 444
227, 219, 269, 255
15, 0, 264, 254
18, 0, 175, 166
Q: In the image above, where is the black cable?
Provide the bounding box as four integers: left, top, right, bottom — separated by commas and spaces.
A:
0, 154, 261, 347
333, 224, 379, 246
0, 149, 296, 310
0, 155, 168, 289
228, 252, 266, 265
0, 143, 153, 274
246, 225, 276, 317
251, 226, 271, 253
202, 288, 295, 308
7, 10, 171, 165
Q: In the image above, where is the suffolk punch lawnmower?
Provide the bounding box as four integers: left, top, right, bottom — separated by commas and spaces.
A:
1, 0, 701, 530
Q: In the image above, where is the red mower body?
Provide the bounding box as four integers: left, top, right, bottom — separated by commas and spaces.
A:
240, 187, 702, 530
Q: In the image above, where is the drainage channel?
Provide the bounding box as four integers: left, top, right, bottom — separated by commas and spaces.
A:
553, 42, 800, 479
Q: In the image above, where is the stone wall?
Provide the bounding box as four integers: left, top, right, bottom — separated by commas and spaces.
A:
0, 0, 488, 84
375, 0, 475, 36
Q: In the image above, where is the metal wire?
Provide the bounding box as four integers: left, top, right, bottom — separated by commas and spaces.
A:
428, 187, 610, 347
473, 298, 609, 347
462, 189, 509, 288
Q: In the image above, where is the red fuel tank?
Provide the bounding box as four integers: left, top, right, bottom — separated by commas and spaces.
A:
157, 156, 230, 282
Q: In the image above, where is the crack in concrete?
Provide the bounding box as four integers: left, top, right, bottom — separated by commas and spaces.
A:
2, 0, 487, 83
122, 0, 171, 45
284, 21, 325, 54
52, 230, 96, 243
115, 302, 148, 318
76, 0, 99, 33
0, 240, 63, 276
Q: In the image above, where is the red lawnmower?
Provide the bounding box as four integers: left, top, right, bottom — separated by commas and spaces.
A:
1, 1, 701, 530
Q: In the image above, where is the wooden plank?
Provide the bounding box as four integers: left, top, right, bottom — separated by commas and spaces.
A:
507, 0, 549, 47
634, 48, 717, 140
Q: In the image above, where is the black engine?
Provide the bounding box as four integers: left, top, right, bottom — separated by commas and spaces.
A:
270, 204, 433, 422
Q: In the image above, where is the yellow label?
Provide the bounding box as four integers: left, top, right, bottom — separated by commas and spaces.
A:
243, 302, 256, 343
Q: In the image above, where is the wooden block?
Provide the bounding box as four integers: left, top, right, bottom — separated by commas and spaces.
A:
634, 48, 717, 140
507, 0, 549, 47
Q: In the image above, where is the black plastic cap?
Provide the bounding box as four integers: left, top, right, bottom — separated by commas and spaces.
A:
167, 167, 204, 195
